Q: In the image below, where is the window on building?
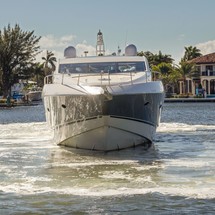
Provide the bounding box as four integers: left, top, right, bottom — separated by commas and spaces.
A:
206, 65, 213, 71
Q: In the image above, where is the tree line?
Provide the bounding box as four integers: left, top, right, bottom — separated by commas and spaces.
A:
0, 24, 202, 97
0, 24, 56, 97
137, 47, 202, 94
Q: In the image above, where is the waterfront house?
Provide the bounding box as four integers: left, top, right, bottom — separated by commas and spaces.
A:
179, 52, 215, 97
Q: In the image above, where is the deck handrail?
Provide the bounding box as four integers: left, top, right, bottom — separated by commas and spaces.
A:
44, 71, 149, 86
44, 75, 53, 85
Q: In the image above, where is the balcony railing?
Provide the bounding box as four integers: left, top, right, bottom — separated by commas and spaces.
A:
201, 71, 215, 76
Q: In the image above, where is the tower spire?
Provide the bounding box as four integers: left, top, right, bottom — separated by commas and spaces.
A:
96, 30, 105, 56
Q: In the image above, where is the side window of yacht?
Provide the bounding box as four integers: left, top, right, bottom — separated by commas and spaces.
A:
118, 62, 146, 72
89, 64, 100, 73
89, 63, 116, 73
74, 64, 88, 73
59, 64, 70, 73
136, 62, 146, 71
59, 64, 88, 73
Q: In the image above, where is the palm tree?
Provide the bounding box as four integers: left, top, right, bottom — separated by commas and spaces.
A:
30, 63, 45, 87
182, 46, 202, 62
137, 51, 173, 67
0, 69, 2, 95
0, 24, 40, 97
137, 51, 154, 67
152, 51, 174, 66
176, 61, 196, 94
42, 51, 57, 76
152, 63, 180, 94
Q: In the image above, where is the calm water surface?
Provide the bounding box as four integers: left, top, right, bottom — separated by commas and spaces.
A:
0, 103, 214, 214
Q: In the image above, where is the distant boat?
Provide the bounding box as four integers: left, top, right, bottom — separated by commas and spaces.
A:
42, 43, 164, 151
27, 88, 42, 102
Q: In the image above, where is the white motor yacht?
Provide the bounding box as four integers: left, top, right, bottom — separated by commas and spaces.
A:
42, 35, 164, 151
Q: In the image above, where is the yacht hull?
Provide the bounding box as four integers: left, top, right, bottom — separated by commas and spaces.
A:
43, 88, 164, 151
54, 116, 154, 151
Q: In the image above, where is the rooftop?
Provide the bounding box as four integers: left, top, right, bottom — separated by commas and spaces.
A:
190, 52, 215, 64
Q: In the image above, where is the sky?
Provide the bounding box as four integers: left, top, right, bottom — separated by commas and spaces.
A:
1, 0, 215, 64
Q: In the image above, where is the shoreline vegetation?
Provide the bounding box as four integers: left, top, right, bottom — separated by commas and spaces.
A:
0, 24, 211, 101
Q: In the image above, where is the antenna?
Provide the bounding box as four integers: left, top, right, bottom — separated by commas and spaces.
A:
117, 45, 121, 56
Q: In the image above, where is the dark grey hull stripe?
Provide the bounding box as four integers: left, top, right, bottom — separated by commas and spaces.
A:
56, 115, 155, 130
57, 116, 101, 129
109, 115, 155, 127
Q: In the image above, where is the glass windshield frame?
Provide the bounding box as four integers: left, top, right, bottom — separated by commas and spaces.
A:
59, 61, 146, 74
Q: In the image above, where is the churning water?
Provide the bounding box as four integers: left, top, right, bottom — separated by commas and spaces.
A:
0, 103, 214, 214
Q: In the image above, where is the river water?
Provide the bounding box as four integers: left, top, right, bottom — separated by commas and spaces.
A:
0, 103, 214, 214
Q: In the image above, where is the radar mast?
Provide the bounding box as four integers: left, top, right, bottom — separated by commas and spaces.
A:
96, 30, 105, 56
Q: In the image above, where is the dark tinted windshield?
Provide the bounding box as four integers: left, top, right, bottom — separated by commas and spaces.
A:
59, 62, 146, 73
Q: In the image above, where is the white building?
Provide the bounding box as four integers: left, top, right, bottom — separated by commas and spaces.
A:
179, 53, 215, 97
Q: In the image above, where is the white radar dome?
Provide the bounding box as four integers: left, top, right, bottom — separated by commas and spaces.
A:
125, 44, 137, 56
64, 46, 76, 58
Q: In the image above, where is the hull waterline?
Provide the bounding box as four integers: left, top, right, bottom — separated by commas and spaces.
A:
53, 116, 154, 151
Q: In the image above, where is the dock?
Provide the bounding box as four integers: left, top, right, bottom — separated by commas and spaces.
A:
0, 100, 42, 108
164, 98, 215, 103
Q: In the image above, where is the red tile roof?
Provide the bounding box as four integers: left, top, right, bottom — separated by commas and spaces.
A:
190, 52, 215, 64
